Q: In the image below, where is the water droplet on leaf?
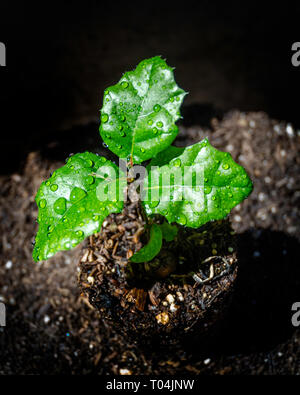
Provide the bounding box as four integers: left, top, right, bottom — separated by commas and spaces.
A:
204, 186, 212, 194
86, 175, 95, 185
121, 81, 129, 89
149, 200, 159, 208
75, 230, 84, 237
70, 187, 87, 203
39, 199, 47, 209
53, 197, 67, 215
173, 159, 181, 167
101, 113, 109, 123
50, 184, 58, 192
153, 104, 161, 112
177, 214, 187, 225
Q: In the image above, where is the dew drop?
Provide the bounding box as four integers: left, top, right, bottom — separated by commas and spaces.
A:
86, 175, 95, 185
149, 200, 159, 208
39, 199, 47, 209
53, 197, 67, 215
161, 209, 168, 216
156, 121, 163, 128
121, 81, 129, 89
169, 97, 174, 102
76, 230, 84, 237
50, 184, 58, 192
101, 113, 109, 123
119, 115, 126, 122
153, 127, 158, 135
204, 186, 212, 194
100, 157, 107, 163
93, 215, 100, 221
173, 159, 181, 167
46, 181, 50, 187
140, 147, 145, 153
212, 196, 216, 201
148, 120, 153, 126
222, 163, 230, 170
86, 159, 94, 167
47, 225, 54, 232
153, 104, 161, 112
70, 187, 87, 203
177, 214, 187, 225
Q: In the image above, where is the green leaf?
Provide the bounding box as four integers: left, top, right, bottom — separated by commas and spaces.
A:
159, 222, 178, 242
142, 138, 253, 228
99, 56, 187, 164
130, 224, 162, 263
33, 152, 125, 262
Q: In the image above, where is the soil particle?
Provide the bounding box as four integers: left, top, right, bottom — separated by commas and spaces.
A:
0, 110, 299, 374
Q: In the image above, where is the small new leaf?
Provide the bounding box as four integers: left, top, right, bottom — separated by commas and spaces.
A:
159, 222, 178, 242
33, 152, 125, 262
143, 138, 253, 227
130, 224, 163, 263
99, 56, 187, 164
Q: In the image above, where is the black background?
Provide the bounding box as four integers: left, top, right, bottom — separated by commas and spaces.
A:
0, 1, 299, 173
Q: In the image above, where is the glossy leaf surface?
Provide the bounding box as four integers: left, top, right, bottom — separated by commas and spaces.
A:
33, 152, 125, 262
99, 56, 187, 164
143, 138, 253, 228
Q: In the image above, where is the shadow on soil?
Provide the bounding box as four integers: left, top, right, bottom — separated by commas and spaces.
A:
182, 228, 300, 357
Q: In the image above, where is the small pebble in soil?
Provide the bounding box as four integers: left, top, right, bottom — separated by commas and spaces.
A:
258, 193, 265, 202
120, 368, 132, 375
156, 312, 169, 325
286, 124, 294, 137
87, 276, 94, 284
176, 292, 184, 302
43, 315, 50, 324
166, 294, 175, 304
170, 303, 179, 313
5, 260, 12, 269
204, 358, 211, 365
264, 176, 272, 184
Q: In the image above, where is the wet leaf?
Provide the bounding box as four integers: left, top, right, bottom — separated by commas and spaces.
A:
33, 152, 125, 262
99, 56, 187, 164
143, 138, 253, 228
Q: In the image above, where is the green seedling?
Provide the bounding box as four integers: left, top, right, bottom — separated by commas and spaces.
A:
33, 56, 253, 264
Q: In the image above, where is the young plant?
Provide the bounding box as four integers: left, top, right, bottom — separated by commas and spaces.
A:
33, 56, 253, 264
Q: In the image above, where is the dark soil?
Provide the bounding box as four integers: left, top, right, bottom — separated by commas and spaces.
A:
0, 110, 299, 374
78, 201, 237, 345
